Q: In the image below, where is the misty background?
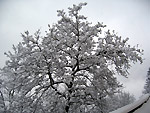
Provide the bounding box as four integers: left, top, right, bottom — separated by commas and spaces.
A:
0, 0, 150, 99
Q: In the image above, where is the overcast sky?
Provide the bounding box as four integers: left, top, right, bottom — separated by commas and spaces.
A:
0, 0, 150, 99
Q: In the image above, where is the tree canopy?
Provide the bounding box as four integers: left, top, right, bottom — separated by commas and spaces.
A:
0, 3, 143, 113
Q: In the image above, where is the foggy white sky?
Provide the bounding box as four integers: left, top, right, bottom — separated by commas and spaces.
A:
0, 0, 150, 99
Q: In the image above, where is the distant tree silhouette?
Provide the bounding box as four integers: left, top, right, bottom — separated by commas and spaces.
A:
143, 68, 150, 94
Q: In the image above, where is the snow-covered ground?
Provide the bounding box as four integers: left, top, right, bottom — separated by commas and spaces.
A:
133, 95, 150, 113
109, 94, 150, 113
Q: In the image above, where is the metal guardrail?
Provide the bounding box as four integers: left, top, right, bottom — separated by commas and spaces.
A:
109, 94, 150, 113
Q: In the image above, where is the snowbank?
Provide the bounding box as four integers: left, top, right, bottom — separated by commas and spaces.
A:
109, 94, 150, 113
134, 96, 150, 113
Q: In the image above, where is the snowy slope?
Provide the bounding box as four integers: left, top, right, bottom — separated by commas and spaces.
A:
109, 94, 150, 113
133, 96, 150, 113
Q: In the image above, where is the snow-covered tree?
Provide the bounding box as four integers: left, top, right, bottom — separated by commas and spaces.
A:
143, 68, 150, 94
1, 3, 143, 113
0, 79, 6, 113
